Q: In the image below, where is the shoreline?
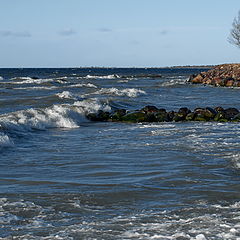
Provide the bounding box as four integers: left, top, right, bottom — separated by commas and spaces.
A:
0, 65, 214, 69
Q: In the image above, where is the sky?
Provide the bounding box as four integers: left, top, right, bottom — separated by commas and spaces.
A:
0, 0, 240, 67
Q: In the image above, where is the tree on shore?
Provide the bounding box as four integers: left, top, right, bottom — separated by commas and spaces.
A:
229, 11, 240, 48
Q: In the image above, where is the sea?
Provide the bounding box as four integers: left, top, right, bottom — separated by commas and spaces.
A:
1, 67, 240, 240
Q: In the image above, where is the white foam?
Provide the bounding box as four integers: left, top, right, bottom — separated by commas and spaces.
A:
93, 87, 146, 97
74, 98, 111, 113
10, 77, 55, 84
0, 105, 79, 131
85, 74, 120, 79
70, 83, 98, 88
11, 76, 33, 81
56, 91, 85, 101
229, 154, 240, 169
56, 91, 75, 100
195, 234, 207, 240
117, 79, 129, 83
0, 132, 13, 147
0, 99, 111, 132
14, 86, 58, 90
161, 78, 188, 87
0, 76, 3, 80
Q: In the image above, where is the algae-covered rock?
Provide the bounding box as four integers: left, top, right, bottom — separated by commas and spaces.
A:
167, 111, 175, 122
194, 114, 208, 121
186, 112, 196, 121
224, 108, 239, 120
155, 111, 168, 122
194, 107, 217, 120
173, 107, 191, 122
121, 111, 147, 123
110, 109, 127, 121
141, 105, 159, 113
86, 106, 240, 124
214, 112, 227, 122
215, 106, 224, 113
232, 113, 240, 122
86, 110, 110, 121
173, 113, 186, 122
205, 107, 217, 118
178, 107, 191, 117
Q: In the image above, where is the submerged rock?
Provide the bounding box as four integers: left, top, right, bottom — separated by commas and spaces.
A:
193, 107, 217, 121
224, 108, 239, 120
86, 105, 240, 123
188, 64, 240, 87
86, 110, 110, 121
121, 111, 148, 123
141, 105, 159, 113
173, 107, 191, 122
110, 109, 127, 121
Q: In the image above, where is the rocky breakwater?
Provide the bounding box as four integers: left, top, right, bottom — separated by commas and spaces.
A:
86, 105, 240, 123
188, 64, 240, 87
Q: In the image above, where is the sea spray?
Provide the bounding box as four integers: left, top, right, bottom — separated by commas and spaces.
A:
0, 99, 111, 133
92, 88, 146, 98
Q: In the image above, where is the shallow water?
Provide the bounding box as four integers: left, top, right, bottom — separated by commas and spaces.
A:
1, 68, 240, 239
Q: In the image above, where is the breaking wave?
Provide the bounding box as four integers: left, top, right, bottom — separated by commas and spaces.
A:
0, 100, 110, 131
0, 99, 111, 145
0, 133, 13, 148
160, 77, 188, 87
92, 87, 146, 97
85, 74, 120, 79
56, 91, 76, 100
9, 77, 67, 85
69, 83, 98, 88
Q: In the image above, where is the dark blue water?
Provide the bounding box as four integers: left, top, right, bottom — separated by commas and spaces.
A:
1, 68, 240, 239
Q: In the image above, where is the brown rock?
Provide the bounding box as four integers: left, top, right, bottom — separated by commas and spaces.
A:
213, 77, 223, 86
191, 74, 204, 84
189, 64, 240, 87
234, 81, 240, 87
205, 78, 212, 85
226, 79, 234, 87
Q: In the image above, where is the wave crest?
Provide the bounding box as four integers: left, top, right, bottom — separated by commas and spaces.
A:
0, 98, 111, 134
85, 74, 120, 79
93, 88, 146, 97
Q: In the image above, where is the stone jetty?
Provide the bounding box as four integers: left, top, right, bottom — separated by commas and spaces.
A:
86, 105, 240, 123
188, 64, 240, 87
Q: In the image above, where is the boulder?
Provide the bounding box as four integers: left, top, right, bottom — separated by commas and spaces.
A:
86, 105, 240, 123
232, 113, 240, 122
173, 107, 191, 122
110, 109, 127, 121
167, 111, 175, 122
224, 108, 239, 120
188, 64, 240, 87
215, 106, 224, 113
121, 111, 147, 123
191, 74, 204, 84
214, 112, 228, 122
155, 111, 168, 122
141, 105, 159, 113
86, 110, 110, 121
186, 112, 196, 121
194, 107, 217, 120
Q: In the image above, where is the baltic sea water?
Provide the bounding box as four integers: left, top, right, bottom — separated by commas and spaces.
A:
1, 68, 240, 239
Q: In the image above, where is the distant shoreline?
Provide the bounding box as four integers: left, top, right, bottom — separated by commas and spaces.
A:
165, 65, 214, 69
0, 65, 214, 69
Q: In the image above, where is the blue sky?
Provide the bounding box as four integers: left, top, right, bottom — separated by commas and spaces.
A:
0, 0, 240, 67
